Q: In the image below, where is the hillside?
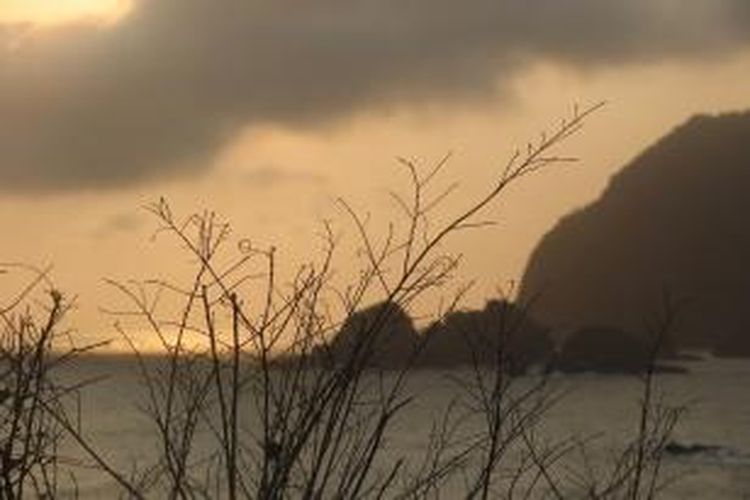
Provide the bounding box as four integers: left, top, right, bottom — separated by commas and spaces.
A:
519, 110, 750, 352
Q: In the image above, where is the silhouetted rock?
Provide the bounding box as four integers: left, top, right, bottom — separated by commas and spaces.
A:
713, 327, 750, 358
520, 110, 750, 352
420, 300, 553, 374
662, 441, 748, 462
664, 442, 723, 456
555, 326, 653, 373
319, 301, 420, 369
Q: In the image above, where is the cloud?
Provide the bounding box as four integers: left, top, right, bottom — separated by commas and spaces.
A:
93, 211, 145, 238
1, 0, 749, 191
240, 164, 324, 188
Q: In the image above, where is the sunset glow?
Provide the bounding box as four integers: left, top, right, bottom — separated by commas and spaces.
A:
0, 0, 131, 26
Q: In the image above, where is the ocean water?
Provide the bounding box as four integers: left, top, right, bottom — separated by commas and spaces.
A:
51, 355, 750, 498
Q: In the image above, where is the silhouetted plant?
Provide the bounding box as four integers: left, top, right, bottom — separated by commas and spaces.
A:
57, 103, 684, 499
0, 263, 103, 499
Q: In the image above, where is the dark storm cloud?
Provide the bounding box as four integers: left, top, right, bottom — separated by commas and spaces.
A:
1, 0, 749, 191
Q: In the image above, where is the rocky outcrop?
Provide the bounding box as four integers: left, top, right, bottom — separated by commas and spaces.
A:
319, 301, 421, 369
316, 299, 553, 372
554, 326, 651, 373
420, 299, 553, 373
520, 110, 750, 353
713, 327, 750, 358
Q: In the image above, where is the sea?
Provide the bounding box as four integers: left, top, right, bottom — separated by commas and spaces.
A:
50, 354, 749, 499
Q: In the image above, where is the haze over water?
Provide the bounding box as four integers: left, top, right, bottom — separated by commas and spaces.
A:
61, 355, 749, 498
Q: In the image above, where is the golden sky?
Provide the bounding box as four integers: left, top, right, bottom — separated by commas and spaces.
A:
1, 1, 750, 350
0, 0, 130, 25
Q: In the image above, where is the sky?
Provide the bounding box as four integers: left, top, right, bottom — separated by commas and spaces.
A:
1, 0, 750, 349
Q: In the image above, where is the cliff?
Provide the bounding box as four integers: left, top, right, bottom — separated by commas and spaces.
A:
519, 110, 750, 353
